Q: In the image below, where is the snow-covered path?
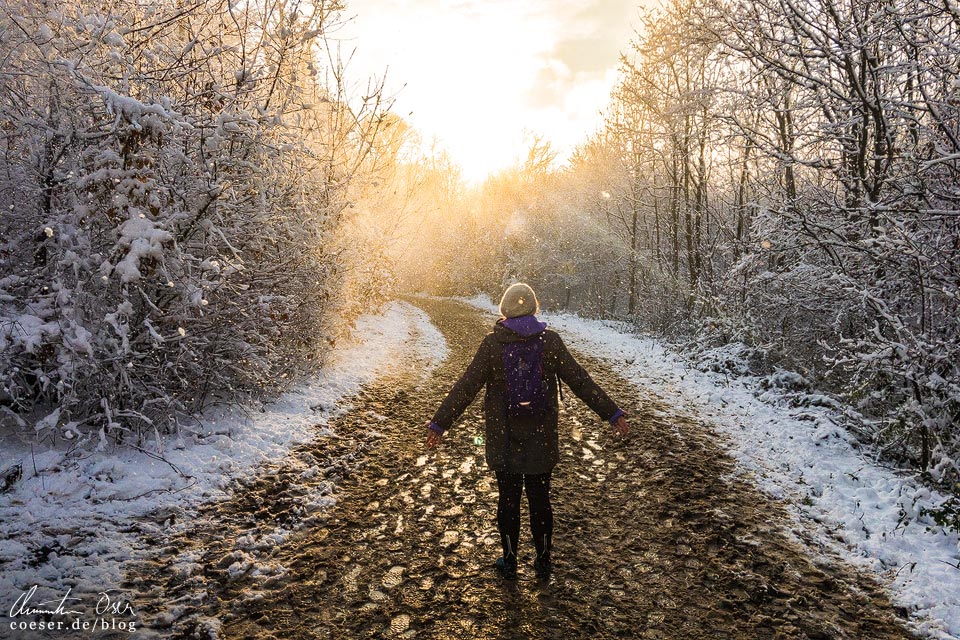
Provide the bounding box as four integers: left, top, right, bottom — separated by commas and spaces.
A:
0, 301, 447, 637
121, 297, 916, 639
2, 296, 955, 639
538, 310, 960, 640
458, 294, 959, 639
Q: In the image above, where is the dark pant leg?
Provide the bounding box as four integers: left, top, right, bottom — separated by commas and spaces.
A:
495, 470, 523, 562
524, 471, 553, 560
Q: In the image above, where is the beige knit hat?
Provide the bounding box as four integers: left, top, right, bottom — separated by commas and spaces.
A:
499, 282, 539, 318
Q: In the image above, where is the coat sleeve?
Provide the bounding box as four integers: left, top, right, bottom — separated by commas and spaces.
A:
431, 336, 491, 432
553, 333, 620, 422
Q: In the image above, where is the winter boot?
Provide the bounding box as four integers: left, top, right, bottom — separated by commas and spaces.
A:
533, 532, 552, 580
496, 556, 518, 581
533, 551, 552, 580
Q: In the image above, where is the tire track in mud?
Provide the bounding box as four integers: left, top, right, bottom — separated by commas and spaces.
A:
125, 297, 915, 639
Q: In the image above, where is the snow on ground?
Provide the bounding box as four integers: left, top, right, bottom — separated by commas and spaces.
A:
0, 301, 448, 618
460, 294, 960, 639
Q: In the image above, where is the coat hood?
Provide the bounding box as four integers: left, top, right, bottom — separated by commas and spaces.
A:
494, 315, 547, 342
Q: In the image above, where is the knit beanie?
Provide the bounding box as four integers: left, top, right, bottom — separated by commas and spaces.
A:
499, 282, 539, 318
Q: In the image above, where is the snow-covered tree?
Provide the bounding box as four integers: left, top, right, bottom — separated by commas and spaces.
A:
0, 1, 392, 445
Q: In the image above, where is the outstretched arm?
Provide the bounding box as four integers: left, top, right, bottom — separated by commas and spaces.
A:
426, 337, 490, 446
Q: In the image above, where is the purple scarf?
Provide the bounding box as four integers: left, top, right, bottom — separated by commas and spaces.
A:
499, 314, 547, 337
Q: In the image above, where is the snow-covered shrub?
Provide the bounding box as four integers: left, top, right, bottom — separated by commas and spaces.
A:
0, 1, 388, 444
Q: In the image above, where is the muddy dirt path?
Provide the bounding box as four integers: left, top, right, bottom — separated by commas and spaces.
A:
126, 297, 914, 639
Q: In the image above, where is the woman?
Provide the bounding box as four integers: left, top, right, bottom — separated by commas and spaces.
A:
425, 283, 630, 581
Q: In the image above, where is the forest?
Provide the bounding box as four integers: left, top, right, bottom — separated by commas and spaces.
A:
2, 0, 960, 637
2, 0, 958, 499
397, 0, 960, 489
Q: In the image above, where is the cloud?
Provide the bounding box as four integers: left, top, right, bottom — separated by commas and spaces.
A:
340, 0, 644, 180
524, 0, 639, 110
550, 1, 639, 62
526, 60, 571, 109
554, 36, 621, 73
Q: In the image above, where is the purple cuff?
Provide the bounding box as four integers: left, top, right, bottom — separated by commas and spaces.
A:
608, 409, 625, 425
428, 421, 445, 434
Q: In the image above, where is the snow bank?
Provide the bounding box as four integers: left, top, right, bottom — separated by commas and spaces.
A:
455, 293, 500, 316
0, 301, 447, 614
461, 294, 960, 639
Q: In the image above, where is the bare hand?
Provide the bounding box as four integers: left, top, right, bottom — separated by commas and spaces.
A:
612, 415, 630, 438
425, 421, 442, 449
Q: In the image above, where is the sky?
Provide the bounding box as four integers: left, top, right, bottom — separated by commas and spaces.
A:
335, 0, 643, 183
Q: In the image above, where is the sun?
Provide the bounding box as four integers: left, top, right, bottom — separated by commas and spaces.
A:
339, 0, 636, 184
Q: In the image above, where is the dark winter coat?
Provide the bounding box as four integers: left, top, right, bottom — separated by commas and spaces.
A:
431, 318, 620, 474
